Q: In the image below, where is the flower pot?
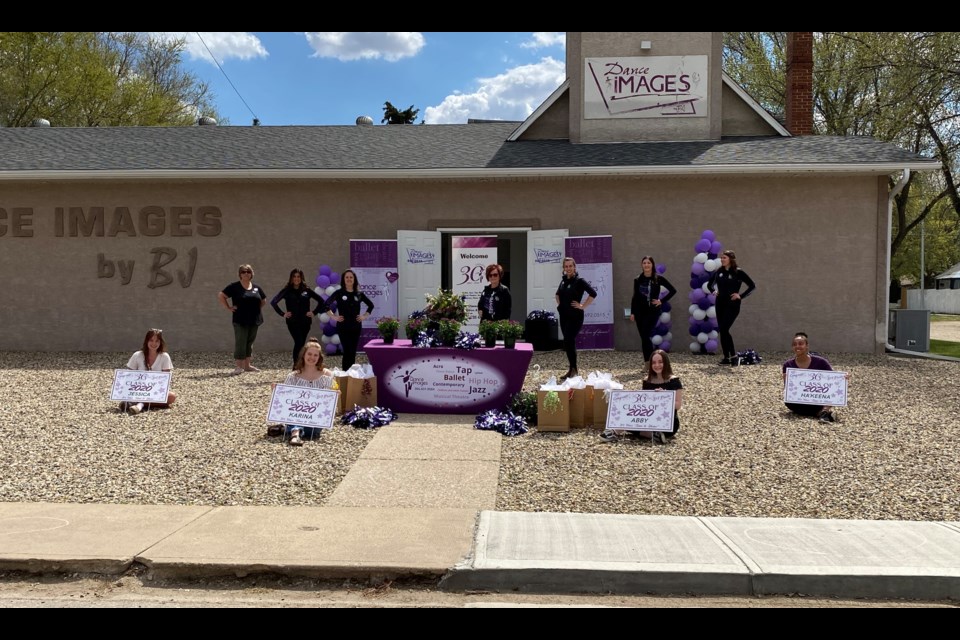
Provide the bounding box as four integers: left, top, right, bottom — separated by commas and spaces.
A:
503, 336, 516, 349
484, 335, 497, 348
381, 334, 395, 345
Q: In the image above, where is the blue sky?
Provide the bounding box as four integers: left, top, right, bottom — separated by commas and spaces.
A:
157, 32, 567, 126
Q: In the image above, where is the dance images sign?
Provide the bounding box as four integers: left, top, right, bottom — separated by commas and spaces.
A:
267, 385, 339, 429
584, 55, 708, 119
383, 353, 503, 410
110, 370, 172, 404
784, 369, 848, 407
605, 390, 676, 432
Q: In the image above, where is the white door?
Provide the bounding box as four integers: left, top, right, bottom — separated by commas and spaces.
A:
527, 229, 568, 336
397, 230, 442, 324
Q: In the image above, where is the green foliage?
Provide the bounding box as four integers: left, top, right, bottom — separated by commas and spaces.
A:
424, 288, 468, 323
930, 339, 960, 358
508, 391, 538, 426
499, 320, 524, 339
405, 316, 427, 339
0, 32, 220, 127
376, 316, 399, 338
437, 319, 461, 344
478, 320, 499, 341
381, 101, 420, 124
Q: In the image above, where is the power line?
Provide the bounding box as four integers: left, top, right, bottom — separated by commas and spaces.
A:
195, 32, 260, 125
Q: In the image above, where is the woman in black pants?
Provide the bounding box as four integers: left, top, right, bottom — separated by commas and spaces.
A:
630, 255, 677, 365
329, 269, 375, 370
708, 250, 756, 366
271, 268, 327, 365
555, 257, 597, 381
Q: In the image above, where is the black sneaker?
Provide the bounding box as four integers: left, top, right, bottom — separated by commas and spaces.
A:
818, 410, 836, 424
653, 432, 668, 444
599, 430, 620, 443
718, 358, 731, 365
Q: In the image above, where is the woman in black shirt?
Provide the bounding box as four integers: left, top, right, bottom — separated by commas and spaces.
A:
630, 255, 677, 365
555, 257, 597, 381
270, 268, 327, 365
707, 250, 756, 366
217, 263, 267, 376
478, 263, 512, 322
329, 269, 375, 370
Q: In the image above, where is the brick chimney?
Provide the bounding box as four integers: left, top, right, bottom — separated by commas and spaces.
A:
785, 32, 814, 136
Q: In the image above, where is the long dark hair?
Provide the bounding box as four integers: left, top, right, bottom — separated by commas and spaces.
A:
293, 338, 324, 373
721, 250, 739, 272
640, 255, 659, 284
340, 269, 359, 292
286, 268, 306, 291
646, 349, 674, 381
141, 328, 166, 354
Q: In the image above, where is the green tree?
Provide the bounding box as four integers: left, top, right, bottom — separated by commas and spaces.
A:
724, 32, 960, 273
381, 101, 419, 124
0, 32, 220, 127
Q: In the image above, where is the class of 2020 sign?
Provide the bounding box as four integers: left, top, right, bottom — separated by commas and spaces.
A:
784, 369, 848, 407
110, 370, 172, 404
267, 385, 339, 429
605, 389, 676, 432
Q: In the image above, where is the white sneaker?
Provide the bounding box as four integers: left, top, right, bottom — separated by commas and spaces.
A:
127, 402, 143, 415
229, 367, 244, 376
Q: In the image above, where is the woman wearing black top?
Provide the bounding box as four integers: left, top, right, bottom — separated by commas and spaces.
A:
629, 255, 677, 364
217, 263, 267, 376
329, 269, 375, 370
707, 250, 756, 366
477, 264, 512, 321
271, 268, 327, 365
555, 257, 597, 381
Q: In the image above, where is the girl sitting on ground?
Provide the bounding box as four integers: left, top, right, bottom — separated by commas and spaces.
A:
601, 349, 682, 444
121, 328, 177, 415
268, 338, 336, 446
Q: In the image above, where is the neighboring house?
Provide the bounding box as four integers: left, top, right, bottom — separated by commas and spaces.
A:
936, 263, 960, 290
0, 32, 938, 352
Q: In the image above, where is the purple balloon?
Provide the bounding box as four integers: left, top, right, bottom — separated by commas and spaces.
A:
688, 316, 699, 326
325, 343, 338, 355
698, 297, 712, 310
708, 317, 719, 329
323, 323, 337, 337
656, 324, 670, 336
695, 239, 711, 253
689, 278, 699, 289
691, 288, 706, 302
691, 262, 706, 276
701, 230, 716, 241
660, 340, 671, 352
710, 241, 723, 254
318, 265, 332, 277
688, 326, 700, 337
316, 275, 331, 289
661, 301, 671, 313
699, 320, 714, 333
707, 294, 716, 305
705, 339, 719, 353
655, 263, 667, 275
319, 292, 329, 301
329, 272, 340, 285
328, 316, 337, 327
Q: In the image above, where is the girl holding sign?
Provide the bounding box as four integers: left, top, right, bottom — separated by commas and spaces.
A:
600, 350, 682, 444
268, 338, 336, 446
120, 328, 177, 415
782, 332, 839, 423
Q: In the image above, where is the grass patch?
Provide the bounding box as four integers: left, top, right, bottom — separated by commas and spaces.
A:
930, 339, 960, 358
932, 314, 960, 322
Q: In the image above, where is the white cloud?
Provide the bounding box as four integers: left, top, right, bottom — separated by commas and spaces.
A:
521, 32, 565, 49
304, 32, 425, 62
425, 57, 566, 124
151, 32, 267, 63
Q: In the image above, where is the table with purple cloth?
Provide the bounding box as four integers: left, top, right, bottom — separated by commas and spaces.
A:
363, 339, 534, 414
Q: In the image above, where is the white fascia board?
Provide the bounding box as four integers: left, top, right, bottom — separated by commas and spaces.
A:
722, 72, 792, 137
507, 79, 570, 142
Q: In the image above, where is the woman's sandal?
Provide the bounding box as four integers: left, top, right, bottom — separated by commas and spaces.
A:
266, 425, 283, 437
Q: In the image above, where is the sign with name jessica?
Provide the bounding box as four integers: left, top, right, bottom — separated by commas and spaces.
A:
110, 370, 172, 404
784, 369, 848, 407
267, 385, 339, 429
605, 389, 675, 432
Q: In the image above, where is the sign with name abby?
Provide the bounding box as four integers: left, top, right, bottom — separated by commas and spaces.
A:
605, 389, 676, 432
266, 385, 339, 429
110, 370, 172, 403
784, 369, 848, 407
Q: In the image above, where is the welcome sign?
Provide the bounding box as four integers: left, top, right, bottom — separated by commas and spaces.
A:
784, 369, 848, 407
605, 389, 676, 432
266, 385, 339, 430
110, 370, 171, 404
584, 55, 708, 119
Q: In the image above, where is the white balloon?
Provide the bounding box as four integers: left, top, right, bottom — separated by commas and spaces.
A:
651, 335, 663, 346
694, 252, 708, 264
693, 309, 706, 321
690, 342, 701, 353
331, 334, 341, 345
320, 335, 330, 344
706, 306, 717, 319
704, 259, 718, 272
702, 282, 711, 294
697, 332, 709, 344
325, 285, 337, 296
314, 286, 323, 295
688, 304, 699, 315
318, 313, 330, 324
709, 330, 719, 340
659, 312, 671, 324
664, 332, 673, 342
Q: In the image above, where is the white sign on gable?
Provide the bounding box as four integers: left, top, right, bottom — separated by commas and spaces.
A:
584, 55, 708, 119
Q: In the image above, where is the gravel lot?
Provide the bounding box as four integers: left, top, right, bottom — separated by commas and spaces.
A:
1, 347, 958, 521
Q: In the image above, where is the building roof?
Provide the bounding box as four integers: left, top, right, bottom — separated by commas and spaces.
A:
0, 123, 937, 180
936, 262, 960, 280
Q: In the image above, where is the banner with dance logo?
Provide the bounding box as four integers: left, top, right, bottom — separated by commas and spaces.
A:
350, 240, 398, 350
452, 236, 497, 331
565, 235, 614, 349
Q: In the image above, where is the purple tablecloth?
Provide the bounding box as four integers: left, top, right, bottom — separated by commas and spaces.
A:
364, 339, 534, 414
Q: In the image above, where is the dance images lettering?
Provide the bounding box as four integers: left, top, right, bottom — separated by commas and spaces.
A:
387, 355, 501, 409
0, 205, 222, 289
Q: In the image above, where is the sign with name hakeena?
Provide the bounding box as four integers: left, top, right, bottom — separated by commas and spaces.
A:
784, 369, 848, 407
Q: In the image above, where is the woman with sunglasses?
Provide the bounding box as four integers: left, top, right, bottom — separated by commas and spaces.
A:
478, 264, 512, 322
218, 264, 267, 376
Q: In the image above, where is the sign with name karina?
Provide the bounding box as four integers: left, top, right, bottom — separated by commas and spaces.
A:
267, 385, 339, 429
110, 370, 172, 404
584, 55, 708, 119
784, 369, 848, 407
605, 389, 676, 432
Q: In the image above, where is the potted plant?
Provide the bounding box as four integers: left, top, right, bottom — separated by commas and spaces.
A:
405, 310, 427, 340
500, 319, 524, 349
424, 288, 468, 324
437, 319, 462, 347
376, 316, 399, 344
478, 320, 499, 348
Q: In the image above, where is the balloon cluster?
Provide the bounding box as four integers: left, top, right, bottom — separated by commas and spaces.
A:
650, 263, 673, 353
313, 264, 342, 356
687, 230, 722, 354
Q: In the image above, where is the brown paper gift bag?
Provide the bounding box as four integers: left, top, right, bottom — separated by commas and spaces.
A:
343, 376, 378, 410
537, 389, 570, 432
593, 389, 609, 428
584, 385, 595, 427
569, 388, 588, 428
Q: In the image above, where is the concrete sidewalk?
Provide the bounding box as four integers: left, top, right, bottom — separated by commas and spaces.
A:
1, 502, 958, 600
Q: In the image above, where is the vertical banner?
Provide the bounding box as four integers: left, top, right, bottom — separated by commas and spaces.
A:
452, 236, 497, 330
565, 235, 614, 349
350, 240, 398, 350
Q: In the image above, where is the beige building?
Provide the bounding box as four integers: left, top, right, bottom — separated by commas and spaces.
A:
0, 32, 937, 354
